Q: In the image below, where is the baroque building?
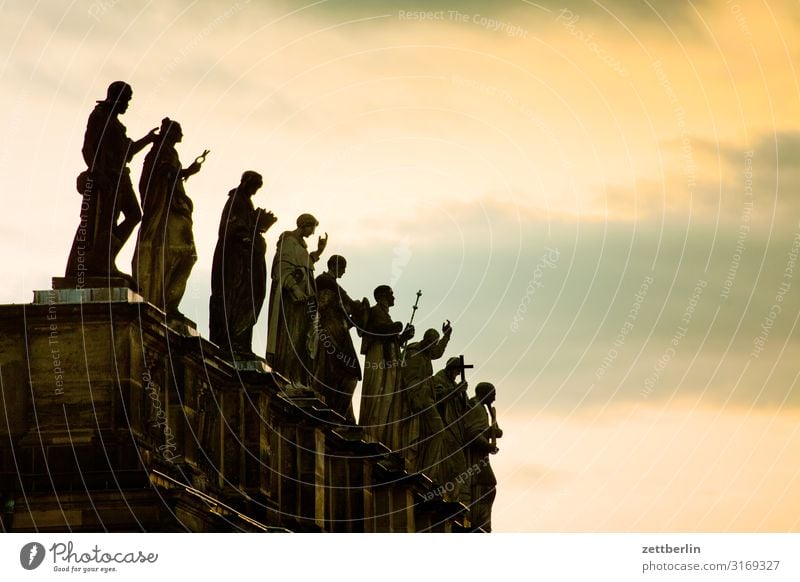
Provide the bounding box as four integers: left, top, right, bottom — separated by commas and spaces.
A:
0, 281, 467, 532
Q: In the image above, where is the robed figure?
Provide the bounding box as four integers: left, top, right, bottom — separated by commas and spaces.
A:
209, 171, 276, 357
401, 324, 452, 476
431, 357, 471, 502
66, 81, 156, 280
314, 255, 368, 422
463, 382, 502, 532
266, 214, 327, 384
132, 118, 201, 316
358, 285, 414, 448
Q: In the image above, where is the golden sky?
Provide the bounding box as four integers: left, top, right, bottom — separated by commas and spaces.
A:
1, 0, 799, 531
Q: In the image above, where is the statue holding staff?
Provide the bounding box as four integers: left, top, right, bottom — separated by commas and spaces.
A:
429, 356, 472, 502
358, 285, 414, 447
401, 321, 453, 473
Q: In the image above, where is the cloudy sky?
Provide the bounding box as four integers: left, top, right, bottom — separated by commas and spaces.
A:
1, 0, 799, 531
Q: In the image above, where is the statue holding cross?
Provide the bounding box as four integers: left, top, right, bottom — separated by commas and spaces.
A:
430, 355, 474, 503
434, 355, 472, 418
462, 382, 502, 531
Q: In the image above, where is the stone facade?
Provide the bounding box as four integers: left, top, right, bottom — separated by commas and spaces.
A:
0, 283, 466, 532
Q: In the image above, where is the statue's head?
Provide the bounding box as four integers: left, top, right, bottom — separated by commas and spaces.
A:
159, 117, 183, 143
475, 382, 496, 404
100, 81, 133, 113
422, 328, 440, 349
327, 254, 347, 278
374, 285, 394, 307
444, 356, 462, 380
239, 171, 263, 195
296, 213, 319, 236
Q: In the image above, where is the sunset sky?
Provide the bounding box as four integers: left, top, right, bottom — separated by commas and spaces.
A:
1, 0, 799, 531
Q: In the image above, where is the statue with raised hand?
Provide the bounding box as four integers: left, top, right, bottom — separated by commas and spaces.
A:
133, 117, 204, 317
66, 81, 157, 283
266, 214, 326, 383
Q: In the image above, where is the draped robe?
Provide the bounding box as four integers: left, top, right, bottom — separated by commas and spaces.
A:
358, 304, 404, 446
266, 231, 317, 384
209, 190, 266, 356
132, 142, 196, 314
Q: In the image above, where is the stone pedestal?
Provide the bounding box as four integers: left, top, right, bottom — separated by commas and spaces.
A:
0, 281, 468, 532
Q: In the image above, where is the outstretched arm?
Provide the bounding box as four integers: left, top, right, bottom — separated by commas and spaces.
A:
430, 320, 453, 360
309, 232, 328, 263
130, 128, 158, 157
180, 161, 202, 180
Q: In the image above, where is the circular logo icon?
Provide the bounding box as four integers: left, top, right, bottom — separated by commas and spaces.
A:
20, 542, 46, 570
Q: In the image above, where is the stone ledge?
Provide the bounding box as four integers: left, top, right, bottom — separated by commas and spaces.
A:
233, 359, 272, 373
35, 281, 143, 305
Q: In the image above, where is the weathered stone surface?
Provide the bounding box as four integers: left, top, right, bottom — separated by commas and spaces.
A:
0, 285, 462, 532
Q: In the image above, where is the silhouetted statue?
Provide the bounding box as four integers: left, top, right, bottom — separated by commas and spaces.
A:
66, 81, 157, 281
209, 171, 276, 358
431, 356, 471, 502
132, 118, 202, 316
463, 382, 502, 532
313, 255, 368, 422
402, 323, 452, 476
358, 285, 414, 447
266, 214, 328, 384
